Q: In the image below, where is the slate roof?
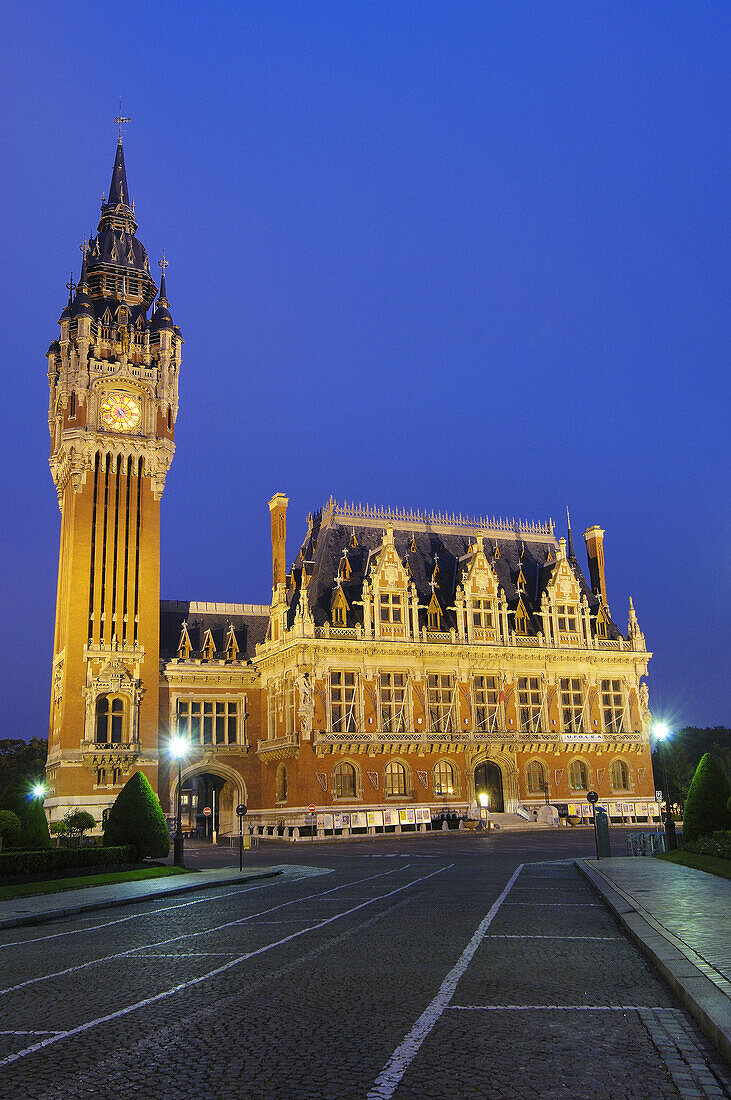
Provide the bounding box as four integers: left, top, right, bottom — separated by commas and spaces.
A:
159, 601, 269, 662
287, 507, 623, 640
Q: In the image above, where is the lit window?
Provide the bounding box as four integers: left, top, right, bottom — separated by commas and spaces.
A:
610, 760, 630, 791
384, 760, 407, 796
569, 759, 588, 790
434, 759, 456, 795
518, 677, 543, 733
601, 679, 623, 733
380, 673, 407, 732
333, 760, 358, 799
428, 674, 454, 732
330, 671, 358, 732
473, 675, 499, 731
560, 678, 584, 733
526, 759, 546, 794
177, 699, 238, 745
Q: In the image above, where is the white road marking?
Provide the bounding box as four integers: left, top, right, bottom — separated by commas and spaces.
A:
0, 867, 328, 950
485, 934, 619, 940
448, 1004, 681, 1012
0, 864, 451, 1068
504, 901, 601, 906
367, 863, 524, 1100
0, 1029, 63, 1036
0, 866, 410, 996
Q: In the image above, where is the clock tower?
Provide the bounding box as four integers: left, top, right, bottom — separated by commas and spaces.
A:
45, 138, 181, 820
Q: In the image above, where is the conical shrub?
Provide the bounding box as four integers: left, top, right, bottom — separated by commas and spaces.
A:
682, 753, 731, 844
103, 771, 170, 859
0, 778, 51, 849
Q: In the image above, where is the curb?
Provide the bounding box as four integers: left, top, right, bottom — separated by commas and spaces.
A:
576, 858, 731, 1067
0, 869, 282, 931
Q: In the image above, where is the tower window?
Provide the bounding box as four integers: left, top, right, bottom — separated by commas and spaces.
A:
96, 695, 126, 745
69, 392, 76, 419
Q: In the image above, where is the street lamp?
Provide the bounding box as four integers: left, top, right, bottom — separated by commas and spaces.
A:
169, 736, 188, 868
32, 783, 46, 799
654, 722, 677, 851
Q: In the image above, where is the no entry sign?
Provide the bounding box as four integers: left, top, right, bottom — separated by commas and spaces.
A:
308, 804, 316, 813
202, 806, 212, 816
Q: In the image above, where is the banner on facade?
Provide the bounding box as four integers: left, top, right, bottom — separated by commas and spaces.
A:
561, 733, 604, 743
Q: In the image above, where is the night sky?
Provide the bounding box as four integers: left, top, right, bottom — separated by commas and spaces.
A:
1, 2, 728, 740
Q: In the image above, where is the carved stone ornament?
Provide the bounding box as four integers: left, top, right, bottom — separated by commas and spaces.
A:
367, 770, 379, 789
296, 672, 314, 739
416, 770, 428, 788
315, 772, 328, 792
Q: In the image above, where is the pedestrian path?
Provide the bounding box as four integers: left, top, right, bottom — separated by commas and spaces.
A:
578, 856, 731, 1066
0, 867, 281, 931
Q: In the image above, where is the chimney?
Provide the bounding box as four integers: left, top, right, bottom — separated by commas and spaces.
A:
583, 525, 607, 604
268, 493, 289, 592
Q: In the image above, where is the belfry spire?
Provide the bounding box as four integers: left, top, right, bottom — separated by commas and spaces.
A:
566, 506, 578, 564
107, 139, 130, 208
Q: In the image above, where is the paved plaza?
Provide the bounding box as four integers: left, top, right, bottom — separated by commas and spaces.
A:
0, 831, 728, 1099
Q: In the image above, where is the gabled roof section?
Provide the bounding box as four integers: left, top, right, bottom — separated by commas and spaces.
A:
160, 600, 269, 662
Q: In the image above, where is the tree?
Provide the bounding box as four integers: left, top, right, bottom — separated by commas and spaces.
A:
64, 809, 96, 848
0, 778, 51, 849
0, 810, 20, 853
104, 771, 170, 859
682, 752, 731, 844
651, 727, 730, 811
0, 740, 48, 796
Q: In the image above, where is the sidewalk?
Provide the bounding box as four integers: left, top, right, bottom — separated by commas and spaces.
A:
0, 866, 281, 931
577, 856, 731, 1065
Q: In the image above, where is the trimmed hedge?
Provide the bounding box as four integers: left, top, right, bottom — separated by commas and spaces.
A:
682, 753, 731, 844
683, 830, 731, 861
0, 845, 135, 877
104, 771, 170, 859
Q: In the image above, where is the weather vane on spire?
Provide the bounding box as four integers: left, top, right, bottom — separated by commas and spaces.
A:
114, 96, 131, 141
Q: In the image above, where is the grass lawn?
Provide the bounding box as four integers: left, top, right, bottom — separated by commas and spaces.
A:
0, 865, 192, 901
656, 850, 731, 880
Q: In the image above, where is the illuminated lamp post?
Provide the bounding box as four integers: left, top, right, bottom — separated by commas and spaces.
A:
478, 790, 489, 829
169, 737, 188, 868
654, 723, 677, 851
32, 783, 46, 800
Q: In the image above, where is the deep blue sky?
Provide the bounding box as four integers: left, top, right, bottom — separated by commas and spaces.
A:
1, 2, 729, 738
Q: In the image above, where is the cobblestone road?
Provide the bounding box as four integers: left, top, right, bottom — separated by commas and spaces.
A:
0, 832, 728, 1099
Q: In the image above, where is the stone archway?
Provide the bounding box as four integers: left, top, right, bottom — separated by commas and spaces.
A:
469, 751, 519, 814
475, 761, 504, 812
171, 762, 246, 838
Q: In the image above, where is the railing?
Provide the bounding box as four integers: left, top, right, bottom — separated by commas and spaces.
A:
257, 735, 299, 755
306, 628, 629, 651
315, 729, 567, 747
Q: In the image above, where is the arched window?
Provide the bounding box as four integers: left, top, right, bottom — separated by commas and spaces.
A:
69, 392, 76, 418
333, 761, 358, 799
96, 695, 125, 744
384, 760, 407, 797
433, 759, 456, 796
610, 760, 630, 791
569, 759, 588, 791
526, 759, 546, 795
276, 764, 288, 802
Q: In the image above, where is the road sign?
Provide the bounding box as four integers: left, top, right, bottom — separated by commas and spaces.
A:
655, 790, 662, 802
236, 804, 248, 817
308, 804, 316, 813
203, 806, 212, 816
586, 791, 598, 804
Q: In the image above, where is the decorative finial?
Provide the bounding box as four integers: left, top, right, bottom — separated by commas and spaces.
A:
65, 272, 76, 302
114, 96, 131, 142
158, 251, 169, 275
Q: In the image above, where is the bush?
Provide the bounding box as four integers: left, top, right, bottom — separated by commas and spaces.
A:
0, 845, 135, 877
0, 810, 21, 852
0, 778, 51, 849
104, 771, 170, 859
683, 830, 731, 861
64, 809, 96, 846
682, 753, 731, 844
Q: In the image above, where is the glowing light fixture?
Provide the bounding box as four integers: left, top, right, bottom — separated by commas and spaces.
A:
654, 722, 669, 741
478, 792, 488, 808
169, 736, 188, 759
32, 783, 46, 799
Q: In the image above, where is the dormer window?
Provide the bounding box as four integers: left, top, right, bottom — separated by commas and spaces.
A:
472, 598, 493, 629
380, 591, 402, 624
331, 586, 349, 627
556, 604, 578, 634
515, 601, 530, 635
427, 593, 442, 632
201, 629, 216, 661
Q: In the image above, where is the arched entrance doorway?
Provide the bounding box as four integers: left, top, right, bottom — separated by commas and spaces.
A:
173, 765, 245, 840
475, 761, 504, 812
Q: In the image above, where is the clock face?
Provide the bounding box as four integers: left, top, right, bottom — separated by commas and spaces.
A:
100, 392, 141, 433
